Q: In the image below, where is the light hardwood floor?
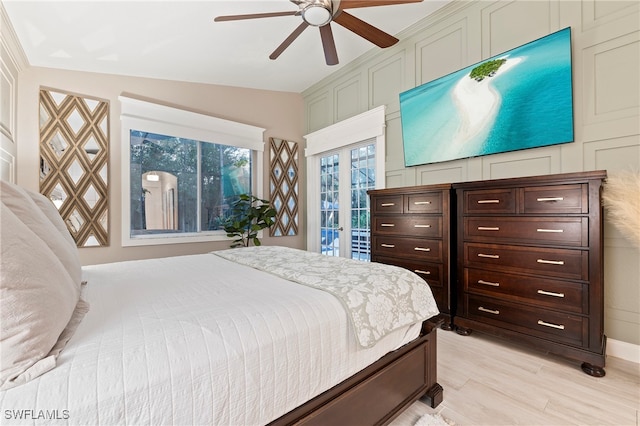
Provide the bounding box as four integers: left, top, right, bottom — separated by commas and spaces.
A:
390, 330, 640, 426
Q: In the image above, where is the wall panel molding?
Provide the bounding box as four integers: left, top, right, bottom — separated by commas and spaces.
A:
581, 0, 639, 31
582, 32, 640, 126
481, 0, 556, 57
334, 75, 363, 123
486, 154, 557, 180
305, 91, 332, 134
584, 136, 640, 171
414, 21, 468, 86
0, 3, 23, 183
368, 51, 406, 113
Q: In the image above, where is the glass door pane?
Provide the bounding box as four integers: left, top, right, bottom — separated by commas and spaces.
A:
320, 153, 340, 256
350, 144, 375, 261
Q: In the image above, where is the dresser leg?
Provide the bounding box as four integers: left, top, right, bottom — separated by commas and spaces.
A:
581, 362, 606, 377
454, 326, 472, 336
441, 322, 454, 331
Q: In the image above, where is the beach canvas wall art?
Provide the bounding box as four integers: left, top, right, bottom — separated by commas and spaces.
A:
400, 27, 574, 167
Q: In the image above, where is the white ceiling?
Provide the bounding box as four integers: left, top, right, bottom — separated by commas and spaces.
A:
3, 0, 450, 93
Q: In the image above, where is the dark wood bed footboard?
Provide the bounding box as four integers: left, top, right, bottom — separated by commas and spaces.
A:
269, 318, 443, 426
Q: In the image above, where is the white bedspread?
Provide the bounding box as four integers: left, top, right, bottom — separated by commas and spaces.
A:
0, 252, 426, 425
215, 246, 439, 348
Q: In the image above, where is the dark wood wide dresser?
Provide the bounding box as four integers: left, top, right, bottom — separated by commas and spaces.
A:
368, 184, 454, 329
452, 170, 607, 376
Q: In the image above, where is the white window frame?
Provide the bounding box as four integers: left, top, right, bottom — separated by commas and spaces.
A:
120, 96, 265, 247
304, 105, 386, 253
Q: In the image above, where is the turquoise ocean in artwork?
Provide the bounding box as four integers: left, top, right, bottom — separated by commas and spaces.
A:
400, 28, 573, 166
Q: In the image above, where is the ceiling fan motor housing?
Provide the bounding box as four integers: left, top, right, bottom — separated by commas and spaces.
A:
300, 0, 333, 26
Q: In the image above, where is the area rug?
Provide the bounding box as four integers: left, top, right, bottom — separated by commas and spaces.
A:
415, 412, 454, 426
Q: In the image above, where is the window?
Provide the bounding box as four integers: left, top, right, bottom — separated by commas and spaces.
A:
130, 131, 251, 236
120, 96, 265, 246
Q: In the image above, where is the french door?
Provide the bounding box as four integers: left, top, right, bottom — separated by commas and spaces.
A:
305, 106, 387, 261
319, 142, 376, 260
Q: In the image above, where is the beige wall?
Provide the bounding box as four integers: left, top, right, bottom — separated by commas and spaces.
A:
15, 67, 306, 265
302, 0, 640, 346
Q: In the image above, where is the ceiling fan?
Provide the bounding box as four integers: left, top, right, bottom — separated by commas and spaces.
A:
214, 0, 423, 66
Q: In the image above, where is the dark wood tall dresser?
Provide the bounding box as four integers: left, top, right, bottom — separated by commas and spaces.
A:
368, 184, 454, 329
453, 170, 607, 376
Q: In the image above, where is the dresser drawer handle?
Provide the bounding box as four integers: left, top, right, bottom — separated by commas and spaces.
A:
537, 228, 564, 233
537, 289, 565, 298
380, 203, 395, 207
380, 243, 395, 248
478, 253, 500, 259
414, 224, 432, 228
414, 247, 431, 252
537, 259, 565, 265
414, 269, 431, 275
478, 307, 500, 315
537, 197, 564, 202
414, 201, 431, 205
380, 223, 395, 227
477, 226, 500, 231
537, 320, 565, 330
477, 199, 500, 204
478, 279, 500, 287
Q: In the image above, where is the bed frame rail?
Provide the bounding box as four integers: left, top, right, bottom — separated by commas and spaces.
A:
269, 319, 443, 426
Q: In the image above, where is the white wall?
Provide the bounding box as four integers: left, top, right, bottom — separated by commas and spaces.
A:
302, 0, 640, 347
12, 67, 306, 265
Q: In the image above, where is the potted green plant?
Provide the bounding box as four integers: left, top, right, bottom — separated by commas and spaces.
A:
223, 194, 276, 248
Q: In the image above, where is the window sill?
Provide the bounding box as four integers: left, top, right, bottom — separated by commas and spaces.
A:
121, 230, 265, 247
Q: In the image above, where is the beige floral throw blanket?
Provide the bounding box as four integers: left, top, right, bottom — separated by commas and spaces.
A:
213, 246, 439, 348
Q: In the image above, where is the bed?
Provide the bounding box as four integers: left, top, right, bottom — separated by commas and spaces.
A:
0, 180, 443, 425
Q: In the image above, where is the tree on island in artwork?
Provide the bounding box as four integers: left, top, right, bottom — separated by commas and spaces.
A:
469, 59, 507, 81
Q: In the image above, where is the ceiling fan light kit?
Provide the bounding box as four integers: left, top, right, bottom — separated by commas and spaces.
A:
214, 0, 423, 65
302, 3, 333, 27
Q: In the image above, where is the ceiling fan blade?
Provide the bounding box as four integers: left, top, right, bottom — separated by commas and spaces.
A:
339, 0, 423, 9
320, 25, 339, 66
270, 22, 310, 60
214, 11, 298, 22
333, 11, 398, 48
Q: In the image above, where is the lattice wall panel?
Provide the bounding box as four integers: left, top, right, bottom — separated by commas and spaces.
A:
269, 138, 299, 237
39, 89, 109, 247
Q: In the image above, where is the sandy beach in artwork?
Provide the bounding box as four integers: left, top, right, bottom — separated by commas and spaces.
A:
450, 57, 522, 148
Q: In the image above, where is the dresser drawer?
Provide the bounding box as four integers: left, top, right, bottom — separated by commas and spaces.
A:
372, 216, 442, 237
464, 268, 586, 313
464, 217, 587, 246
371, 195, 403, 214
464, 243, 588, 280
522, 184, 586, 214
466, 295, 586, 346
406, 193, 442, 214
373, 256, 443, 288
462, 189, 516, 214
372, 236, 442, 262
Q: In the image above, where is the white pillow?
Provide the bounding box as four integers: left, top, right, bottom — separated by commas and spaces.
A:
27, 188, 78, 251
0, 181, 81, 289
0, 181, 87, 390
